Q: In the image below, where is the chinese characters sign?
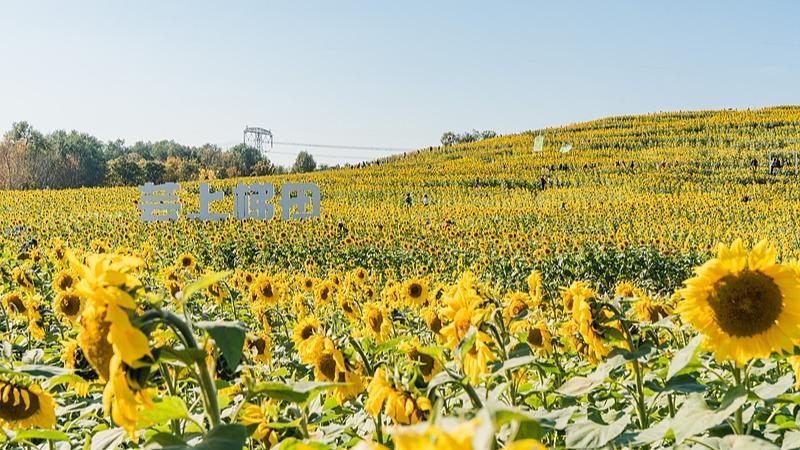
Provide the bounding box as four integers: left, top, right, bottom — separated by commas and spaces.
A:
137, 182, 320, 222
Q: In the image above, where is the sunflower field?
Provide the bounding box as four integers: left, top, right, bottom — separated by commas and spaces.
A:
3, 106, 800, 449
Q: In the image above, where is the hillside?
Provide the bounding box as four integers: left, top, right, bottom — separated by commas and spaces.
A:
2, 106, 800, 291
5, 106, 800, 449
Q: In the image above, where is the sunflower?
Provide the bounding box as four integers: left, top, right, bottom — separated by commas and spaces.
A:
398, 337, 441, 381
353, 267, 368, 285
0, 377, 56, 430
614, 281, 639, 298
365, 368, 431, 425
52, 270, 76, 293
462, 330, 496, 385
12, 267, 33, 291
378, 418, 479, 450
570, 288, 610, 364
70, 253, 151, 379
503, 292, 534, 323
526, 270, 543, 305
252, 273, 280, 304
2, 291, 28, 317
314, 280, 335, 306
206, 277, 225, 304
362, 284, 377, 301
633, 293, 672, 323
292, 316, 325, 364
337, 290, 361, 322
421, 307, 445, 339
560, 281, 594, 318
299, 275, 316, 292
677, 239, 800, 365
402, 278, 428, 307
176, 252, 197, 272
54, 291, 83, 322
511, 320, 552, 354
102, 354, 154, 439
61, 338, 80, 369
427, 283, 447, 307
503, 439, 548, 450
440, 272, 490, 349
246, 331, 272, 364
362, 302, 392, 343
312, 338, 363, 402
239, 401, 280, 446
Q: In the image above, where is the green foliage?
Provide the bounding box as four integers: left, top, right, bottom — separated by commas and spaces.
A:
292, 151, 317, 173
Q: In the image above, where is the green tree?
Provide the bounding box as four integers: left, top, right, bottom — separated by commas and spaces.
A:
292, 151, 316, 173
251, 159, 274, 176
48, 130, 106, 187
106, 155, 144, 186
142, 160, 166, 184
228, 144, 262, 176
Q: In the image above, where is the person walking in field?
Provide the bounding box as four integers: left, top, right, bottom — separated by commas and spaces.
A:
405, 193, 412, 207
422, 193, 429, 206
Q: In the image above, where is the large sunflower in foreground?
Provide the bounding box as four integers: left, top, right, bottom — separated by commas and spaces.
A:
676, 239, 800, 365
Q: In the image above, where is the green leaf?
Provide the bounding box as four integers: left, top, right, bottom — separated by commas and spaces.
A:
669, 387, 747, 443
250, 381, 339, 405
624, 420, 672, 447
182, 271, 232, 300
781, 430, 800, 450
91, 427, 126, 450
15, 364, 71, 378
526, 407, 577, 430
557, 355, 626, 396
607, 344, 652, 362
145, 433, 189, 448
274, 438, 332, 450
374, 337, 404, 353
565, 414, 630, 449
658, 373, 706, 394
159, 347, 208, 366
692, 435, 781, 450
43, 373, 87, 390
11, 429, 69, 442
159, 424, 247, 450
667, 335, 703, 380
490, 355, 536, 375
485, 402, 546, 439
753, 372, 794, 400
720, 435, 779, 450
196, 320, 247, 370
137, 396, 190, 428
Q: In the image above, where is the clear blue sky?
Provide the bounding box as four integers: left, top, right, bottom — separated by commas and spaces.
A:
1, 1, 798, 166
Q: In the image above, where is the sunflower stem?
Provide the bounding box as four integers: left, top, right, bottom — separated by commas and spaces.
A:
602, 302, 649, 429
732, 366, 745, 434
349, 336, 374, 377
462, 380, 484, 409
374, 412, 385, 444
139, 309, 221, 429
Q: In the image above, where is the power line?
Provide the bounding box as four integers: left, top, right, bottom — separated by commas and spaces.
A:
269, 150, 384, 161
273, 141, 414, 153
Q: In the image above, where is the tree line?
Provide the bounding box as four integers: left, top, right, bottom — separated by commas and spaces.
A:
440, 129, 497, 146
0, 122, 317, 190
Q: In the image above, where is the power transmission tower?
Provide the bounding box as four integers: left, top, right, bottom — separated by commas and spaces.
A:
243, 126, 273, 155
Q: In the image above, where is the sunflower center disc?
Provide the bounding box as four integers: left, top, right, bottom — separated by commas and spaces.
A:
61, 294, 81, 316
0, 384, 40, 421
528, 328, 544, 347
319, 354, 337, 380
708, 270, 783, 337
